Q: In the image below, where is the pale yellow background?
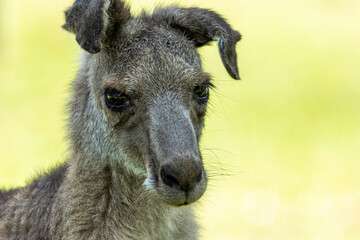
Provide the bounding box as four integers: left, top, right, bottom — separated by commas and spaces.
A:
0, 0, 360, 239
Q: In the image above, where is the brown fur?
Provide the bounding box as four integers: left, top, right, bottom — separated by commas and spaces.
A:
0, 0, 241, 239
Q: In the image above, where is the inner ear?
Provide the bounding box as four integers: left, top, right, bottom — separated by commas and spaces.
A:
62, 0, 131, 54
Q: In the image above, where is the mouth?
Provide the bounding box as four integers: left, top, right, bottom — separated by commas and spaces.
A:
143, 170, 208, 206
177, 201, 189, 207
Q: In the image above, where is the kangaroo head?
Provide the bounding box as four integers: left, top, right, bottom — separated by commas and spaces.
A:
63, 0, 241, 206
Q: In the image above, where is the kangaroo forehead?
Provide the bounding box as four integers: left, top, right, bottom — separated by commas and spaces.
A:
102, 60, 210, 94
103, 45, 205, 86
110, 22, 202, 67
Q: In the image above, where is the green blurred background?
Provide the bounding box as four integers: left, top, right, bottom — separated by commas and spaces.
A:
0, 0, 359, 239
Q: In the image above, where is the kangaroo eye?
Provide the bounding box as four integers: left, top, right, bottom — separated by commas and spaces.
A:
194, 85, 209, 102
104, 89, 130, 111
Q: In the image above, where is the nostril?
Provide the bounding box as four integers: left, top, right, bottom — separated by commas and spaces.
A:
161, 163, 203, 192
161, 168, 180, 188
196, 171, 202, 183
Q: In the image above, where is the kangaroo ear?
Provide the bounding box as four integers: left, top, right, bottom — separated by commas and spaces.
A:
153, 7, 241, 80
62, 0, 131, 54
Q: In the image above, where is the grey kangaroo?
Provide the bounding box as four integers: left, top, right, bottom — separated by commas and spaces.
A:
0, 0, 241, 239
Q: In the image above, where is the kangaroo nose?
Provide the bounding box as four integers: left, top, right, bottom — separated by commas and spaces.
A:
160, 159, 203, 191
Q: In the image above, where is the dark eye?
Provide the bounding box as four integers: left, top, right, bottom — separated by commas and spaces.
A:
194, 85, 209, 102
104, 89, 130, 111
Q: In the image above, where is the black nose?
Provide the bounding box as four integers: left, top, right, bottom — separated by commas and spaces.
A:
160, 160, 203, 191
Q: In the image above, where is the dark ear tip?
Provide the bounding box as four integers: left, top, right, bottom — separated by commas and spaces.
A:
225, 64, 240, 80
232, 71, 241, 80
225, 59, 240, 80
62, 23, 75, 34
231, 32, 241, 80
234, 31, 242, 42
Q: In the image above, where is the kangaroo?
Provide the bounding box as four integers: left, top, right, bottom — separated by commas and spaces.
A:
0, 0, 241, 239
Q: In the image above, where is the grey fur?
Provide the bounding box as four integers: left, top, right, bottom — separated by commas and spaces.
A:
0, 0, 241, 239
